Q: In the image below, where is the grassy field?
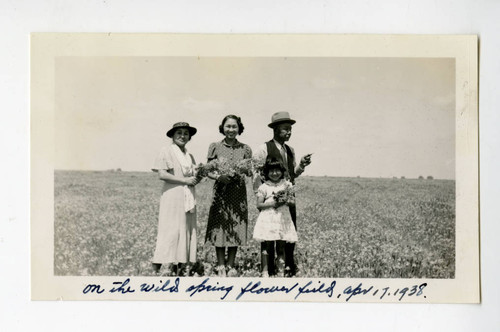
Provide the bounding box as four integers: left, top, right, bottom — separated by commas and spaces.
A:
54, 170, 455, 278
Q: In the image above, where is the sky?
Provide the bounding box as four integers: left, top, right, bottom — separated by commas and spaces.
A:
55, 56, 455, 179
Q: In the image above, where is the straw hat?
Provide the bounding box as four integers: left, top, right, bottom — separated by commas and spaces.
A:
166, 122, 197, 138
268, 112, 296, 128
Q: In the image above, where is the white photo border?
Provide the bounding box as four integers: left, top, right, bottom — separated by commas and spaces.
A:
31, 33, 479, 302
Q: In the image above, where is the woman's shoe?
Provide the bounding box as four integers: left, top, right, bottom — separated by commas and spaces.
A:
177, 264, 186, 277
152, 263, 161, 275
261, 271, 269, 278
165, 263, 177, 276
184, 263, 193, 277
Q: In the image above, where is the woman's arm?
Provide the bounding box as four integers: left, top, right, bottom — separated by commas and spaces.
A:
158, 169, 197, 186
205, 143, 226, 182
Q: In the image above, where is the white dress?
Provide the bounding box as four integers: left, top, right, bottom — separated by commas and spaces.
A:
151, 144, 197, 264
253, 180, 298, 242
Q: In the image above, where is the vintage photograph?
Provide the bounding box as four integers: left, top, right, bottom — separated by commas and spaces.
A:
53, 56, 455, 279
31, 34, 478, 302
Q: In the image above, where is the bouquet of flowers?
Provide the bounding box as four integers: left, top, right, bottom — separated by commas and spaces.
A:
194, 163, 212, 180
234, 158, 254, 176
195, 158, 254, 180
273, 186, 295, 206
211, 158, 239, 178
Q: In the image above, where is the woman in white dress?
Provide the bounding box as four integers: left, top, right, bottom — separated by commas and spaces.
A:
151, 122, 200, 276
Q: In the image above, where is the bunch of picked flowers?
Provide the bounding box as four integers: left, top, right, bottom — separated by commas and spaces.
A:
234, 158, 254, 176
213, 158, 239, 178
195, 158, 254, 180
273, 186, 295, 206
194, 162, 217, 180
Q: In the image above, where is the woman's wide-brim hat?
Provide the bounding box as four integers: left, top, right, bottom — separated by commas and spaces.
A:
166, 122, 197, 138
268, 112, 296, 128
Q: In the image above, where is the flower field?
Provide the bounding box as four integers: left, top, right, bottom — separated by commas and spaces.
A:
54, 170, 455, 278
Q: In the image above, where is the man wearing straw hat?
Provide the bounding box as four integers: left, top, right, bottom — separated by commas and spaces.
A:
253, 112, 312, 277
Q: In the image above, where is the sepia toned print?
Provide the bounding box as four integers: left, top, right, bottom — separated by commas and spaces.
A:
32, 34, 478, 302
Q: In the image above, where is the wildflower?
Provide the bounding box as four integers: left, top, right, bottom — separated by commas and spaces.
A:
273, 186, 296, 206
196, 158, 255, 180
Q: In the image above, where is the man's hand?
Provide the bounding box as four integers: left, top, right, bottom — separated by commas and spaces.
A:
300, 153, 313, 168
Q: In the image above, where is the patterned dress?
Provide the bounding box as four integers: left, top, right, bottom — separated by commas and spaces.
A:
205, 139, 252, 247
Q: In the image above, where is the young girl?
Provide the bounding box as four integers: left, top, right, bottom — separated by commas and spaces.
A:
253, 157, 298, 277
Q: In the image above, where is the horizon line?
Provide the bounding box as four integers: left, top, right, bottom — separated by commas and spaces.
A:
53, 169, 455, 181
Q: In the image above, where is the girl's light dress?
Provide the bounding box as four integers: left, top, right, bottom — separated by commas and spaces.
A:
253, 179, 298, 243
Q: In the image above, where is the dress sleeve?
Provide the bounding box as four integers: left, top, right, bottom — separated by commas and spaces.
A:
207, 142, 218, 162
256, 183, 267, 199
243, 144, 253, 159
152, 146, 175, 172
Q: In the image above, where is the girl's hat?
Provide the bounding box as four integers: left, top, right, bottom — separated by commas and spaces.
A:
166, 122, 197, 138
268, 112, 296, 128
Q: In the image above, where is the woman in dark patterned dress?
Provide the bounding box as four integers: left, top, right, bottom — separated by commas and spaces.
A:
205, 115, 252, 277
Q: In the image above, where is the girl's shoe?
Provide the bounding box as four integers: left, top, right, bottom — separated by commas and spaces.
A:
276, 259, 285, 278
227, 268, 238, 277
261, 271, 269, 278
216, 265, 226, 277
285, 264, 297, 277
